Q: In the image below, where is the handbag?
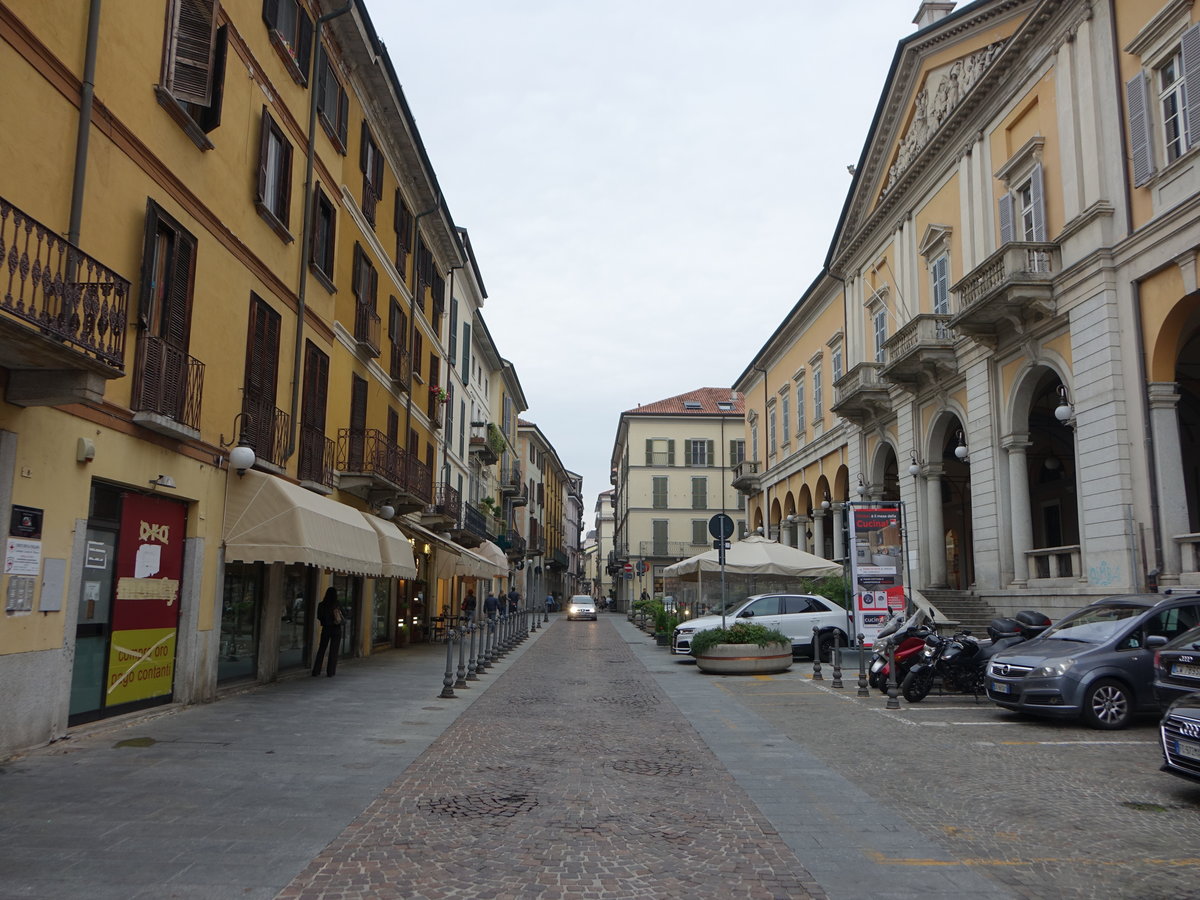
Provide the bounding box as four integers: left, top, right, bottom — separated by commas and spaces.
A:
333, 606, 345, 626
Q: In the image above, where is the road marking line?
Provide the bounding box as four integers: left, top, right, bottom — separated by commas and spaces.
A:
864, 849, 1200, 868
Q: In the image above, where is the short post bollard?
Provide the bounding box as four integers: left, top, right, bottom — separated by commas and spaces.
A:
454, 626, 469, 688
831, 630, 843, 688
480, 619, 493, 669
467, 624, 480, 680
544, 604, 549, 623
438, 630, 457, 699
857, 633, 870, 697
811, 627, 823, 681
530, 604, 538, 632
885, 643, 901, 709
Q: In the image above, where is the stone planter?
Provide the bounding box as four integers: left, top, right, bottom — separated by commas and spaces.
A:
694, 641, 793, 675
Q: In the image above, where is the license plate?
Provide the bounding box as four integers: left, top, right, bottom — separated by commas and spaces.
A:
1171, 662, 1200, 679
991, 681, 1011, 694
1177, 740, 1200, 761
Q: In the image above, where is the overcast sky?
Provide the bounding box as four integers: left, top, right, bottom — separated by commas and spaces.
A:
370, 2, 924, 524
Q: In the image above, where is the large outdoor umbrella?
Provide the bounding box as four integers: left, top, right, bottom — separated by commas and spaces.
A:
662, 533, 842, 581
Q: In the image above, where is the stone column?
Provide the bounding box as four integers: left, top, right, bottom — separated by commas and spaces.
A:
813, 509, 827, 559
925, 464, 947, 587
832, 503, 846, 561
798, 516, 812, 553
1004, 434, 1033, 586
1150, 383, 1188, 582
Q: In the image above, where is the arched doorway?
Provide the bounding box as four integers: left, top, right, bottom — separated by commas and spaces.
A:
924, 414, 973, 590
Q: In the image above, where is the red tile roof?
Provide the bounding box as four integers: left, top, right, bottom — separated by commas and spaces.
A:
623, 388, 744, 416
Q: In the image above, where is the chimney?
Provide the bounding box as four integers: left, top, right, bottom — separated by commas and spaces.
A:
913, 1, 955, 29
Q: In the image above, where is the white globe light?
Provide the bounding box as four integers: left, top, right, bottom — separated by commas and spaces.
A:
229, 445, 256, 474
1054, 402, 1073, 423
378, 504, 395, 520
954, 443, 968, 460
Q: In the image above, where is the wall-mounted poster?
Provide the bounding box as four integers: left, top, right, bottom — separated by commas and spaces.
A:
849, 503, 907, 645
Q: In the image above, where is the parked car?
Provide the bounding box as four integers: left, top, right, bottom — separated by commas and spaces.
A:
1153, 622, 1200, 708
566, 595, 596, 621
1159, 691, 1200, 784
671, 593, 849, 660
987, 592, 1200, 730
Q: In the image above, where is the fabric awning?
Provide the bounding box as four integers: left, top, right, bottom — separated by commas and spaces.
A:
476, 541, 509, 573
364, 515, 418, 578
395, 519, 461, 557
454, 545, 506, 578
223, 469, 382, 576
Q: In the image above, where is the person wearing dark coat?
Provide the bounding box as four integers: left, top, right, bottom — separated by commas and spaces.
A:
483, 592, 500, 620
507, 588, 521, 614
312, 586, 343, 677
463, 589, 478, 623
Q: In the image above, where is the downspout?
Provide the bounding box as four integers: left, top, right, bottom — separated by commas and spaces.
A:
751, 364, 769, 537
68, 0, 102, 246
402, 198, 443, 466
285, 0, 354, 463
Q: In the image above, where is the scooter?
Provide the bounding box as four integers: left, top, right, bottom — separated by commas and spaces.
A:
868, 608, 935, 692
900, 609, 1051, 702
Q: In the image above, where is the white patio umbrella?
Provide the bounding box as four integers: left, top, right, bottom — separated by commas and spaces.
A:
663, 533, 842, 580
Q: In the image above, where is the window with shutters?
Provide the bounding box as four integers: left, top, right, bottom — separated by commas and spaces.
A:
315, 45, 348, 153
412, 329, 423, 380
652, 477, 668, 509
157, 2, 226, 147
794, 377, 806, 436
780, 393, 790, 448
686, 439, 712, 467
931, 254, 950, 315
133, 200, 199, 426
445, 383, 455, 449
310, 185, 336, 289
414, 239, 433, 313
996, 138, 1046, 245
768, 405, 777, 455
359, 123, 383, 227
691, 477, 707, 510
652, 520, 669, 556
812, 364, 823, 423
448, 299, 459, 365
874, 307, 888, 363
394, 193, 413, 278
256, 108, 293, 239
691, 520, 708, 546
461, 321, 471, 374
352, 244, 380, 356
348, 375, 367, 471
1126, 18, 1200, 187
242, 295, 282, 464
298, 341, 330, 485
645, 438, 673, 466
829, 338, 843, 383
262, 0, 312, 85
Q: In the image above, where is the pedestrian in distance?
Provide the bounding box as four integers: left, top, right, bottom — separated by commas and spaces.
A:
483, 591, 500, 620
463, 589, 477, 623
640, 589, 650, 604
507, 587, 521, 614
545, 593, 554, 615
312, 586, 344, 677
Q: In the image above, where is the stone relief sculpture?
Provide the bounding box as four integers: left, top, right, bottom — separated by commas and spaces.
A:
884, 41, 1006, 194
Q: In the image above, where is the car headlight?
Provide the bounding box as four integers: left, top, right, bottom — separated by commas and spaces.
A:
1031, 660, 1075, 678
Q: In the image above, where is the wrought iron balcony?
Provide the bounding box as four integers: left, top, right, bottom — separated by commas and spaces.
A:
354, 302, 381, 358
498, 464, 522, 494
430, 401, 443, 430
389, 343, 411, 393
731, 459, 761, 493
0, 197, 130, 405
468, 422, 503, 465
297, 422, 335, 489
950, 241, 1059, 342
242, 398, 290, 467
880, 314, 957, 386
526, 534, 545, 557
831, 361, 890, 425
131, 333, 204, 439
547, 548, 569, 570
454, 502, 488, 547
496, 531, 526, 558
639, 540, 698, 558
422, 482, 461, 529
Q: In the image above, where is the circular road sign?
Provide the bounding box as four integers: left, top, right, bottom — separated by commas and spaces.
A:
623, 562, 634, 574
708, 513, 735, 540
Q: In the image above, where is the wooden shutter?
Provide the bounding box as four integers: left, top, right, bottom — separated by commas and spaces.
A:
998, 193, 1014, 245
684, 440, 693, 466
387, 407, 398, 444
1028, 163, 1046, 242
412, 330, 423, 373
448, 299, 458, 363
138, 201, 163, 329
1183, 24, 1200, 149
302, 341, 328, 431
667, 439, 675, 466
645, 439, 653, 465
706, 439, 715, 466
349, 374, 367, 469
262, 0, 279, 27
164, 222, 195, 349
336, 81, 348, 147
359, 120, 369, 174
461, 322, 471, 374
165, 0, 219, 106
256, 109, 270, 207
296, 10, 313, 81
729, 439, 739, 465
1127, 72, 1154, 187
352, 243, 364, 301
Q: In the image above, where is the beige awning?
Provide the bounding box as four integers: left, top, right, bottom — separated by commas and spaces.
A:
223, 469, 382, 576
396, 519, 461, 557
454, 545, 506, 578
476, 541, 509, 573
364, 515, 418, 579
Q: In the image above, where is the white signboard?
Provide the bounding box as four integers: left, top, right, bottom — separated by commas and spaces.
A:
5, 538, 42, 576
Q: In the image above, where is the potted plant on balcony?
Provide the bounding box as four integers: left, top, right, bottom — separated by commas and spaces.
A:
430, 384, 449, 405
688, 622, 793, 675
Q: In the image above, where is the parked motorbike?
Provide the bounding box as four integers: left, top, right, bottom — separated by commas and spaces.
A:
900, 609, 1051, 702
868, 608, 934, 692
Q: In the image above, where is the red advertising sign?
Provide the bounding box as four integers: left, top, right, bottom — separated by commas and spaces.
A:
848, 503, 905, 645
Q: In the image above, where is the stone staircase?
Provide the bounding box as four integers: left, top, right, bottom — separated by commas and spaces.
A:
919, 589, 999, 637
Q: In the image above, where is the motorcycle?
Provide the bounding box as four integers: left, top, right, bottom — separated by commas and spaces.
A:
900, 609, 1051, 702
867, 608, 935, 692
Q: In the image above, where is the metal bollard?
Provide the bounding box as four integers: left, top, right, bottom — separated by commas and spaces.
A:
530, 604, 538, 632
438, 629, 457, 699
467, 623, 480, 680
857, 633, 870, 697
454, 626, 469, 688
885, 643, 901, 709
831, 630, 843, 688
811, 627, 823, 681
479, 619, 493, 669
543, 604, 549, 623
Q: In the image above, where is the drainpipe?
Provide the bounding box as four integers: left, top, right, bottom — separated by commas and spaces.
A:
68, 0, 102, 246
285, 0, 354, 463
402, 198, 443, 467
751, 364, 769, 537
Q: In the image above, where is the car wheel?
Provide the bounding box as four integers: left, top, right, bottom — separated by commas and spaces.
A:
1081, 678, 1133, 730
816, 633, 837, 663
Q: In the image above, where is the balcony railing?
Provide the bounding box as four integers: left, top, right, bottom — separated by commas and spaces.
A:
526, 534, 545, 556
731, 459, 761, 493
426, 482, 461, 522
0, 198, 129, 373
880, 314, 956, 385
950, 241, 1059, 340
499, 464, 522, 493
131, 333, 203, 433
831, 361, 890, 425
1025, 544, 1081, 581
639, 540, 698, 558
354, 302, 381, 358
242, 398, 289, 467
337, 427, 402, 483
462, 502, 488, 540
403, 452, 433, 504
389, 343, 411, 392
297, 422, 335, 488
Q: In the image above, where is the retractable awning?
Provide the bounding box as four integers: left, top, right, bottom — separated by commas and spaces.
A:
476, 541, 509, 573
363, 515, 418, 578
454, 545, 506, 578
223, 469, 382, 576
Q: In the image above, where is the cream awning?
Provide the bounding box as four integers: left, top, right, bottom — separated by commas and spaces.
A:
364, 515, 418, 579
223, 469, 382, 576
454, 545, 506, 578
476, 541, 509, 573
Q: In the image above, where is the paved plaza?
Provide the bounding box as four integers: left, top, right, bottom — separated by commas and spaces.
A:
2, 613, 1198, 899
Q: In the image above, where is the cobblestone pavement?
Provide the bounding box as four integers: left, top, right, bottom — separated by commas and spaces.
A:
277, 616, 826, 900
664, 642, 1200, 900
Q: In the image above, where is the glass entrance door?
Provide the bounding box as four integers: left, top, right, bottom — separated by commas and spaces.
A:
69, 527, 117, 722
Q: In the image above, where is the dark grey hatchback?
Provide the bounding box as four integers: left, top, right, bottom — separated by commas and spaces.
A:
986, 593, 1200, 730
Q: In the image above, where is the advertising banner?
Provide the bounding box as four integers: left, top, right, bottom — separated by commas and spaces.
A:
106, 494, 185, 706
849, 503, 906, 646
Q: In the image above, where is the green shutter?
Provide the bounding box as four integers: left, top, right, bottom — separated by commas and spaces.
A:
645, 439, 653, 465
683, 441, 692, 466
667, 440, 675, 466
707, 440, 715, 467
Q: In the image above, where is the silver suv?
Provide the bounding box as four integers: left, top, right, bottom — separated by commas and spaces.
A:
671, 593, 849, 660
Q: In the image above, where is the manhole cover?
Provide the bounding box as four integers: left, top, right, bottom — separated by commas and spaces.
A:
611, 759, 698, 778
419, 791, 538, 820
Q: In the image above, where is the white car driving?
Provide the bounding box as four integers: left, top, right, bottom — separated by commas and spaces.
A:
567, 595, 597, 621
671, 593, 849, 660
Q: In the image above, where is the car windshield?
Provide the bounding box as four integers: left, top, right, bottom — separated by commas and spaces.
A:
571, 599, 591, 606
717, 596, 751, 615
1039, 604, 1147, 644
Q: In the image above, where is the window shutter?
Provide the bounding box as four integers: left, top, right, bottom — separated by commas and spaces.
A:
998, 193, 1014, 245
645, 439, 653, 465
138, 202, 162, 329
302, 341, 328, 431
730, 439, 738, 464
336, 82, 349, 147
352, 243, 363, 301
166, 0, 219, 106
461, 322, 470, 374
448, 300, 458, 363
296, 11, 312, 81
667, 440, 675, 466
412, 330, 423, 373
706, 439, 715, 466
359, 120, 369, 174
164, 226, 195, 349
262, 0, 279, 27
1182, 24, 1200, 148
1029, 163, 1046, 242
196, 25, 227, 132
256, 111, 270, 207
1127, 72, 1154, 186
349, 375, 367, 469
684, 441, 692, 466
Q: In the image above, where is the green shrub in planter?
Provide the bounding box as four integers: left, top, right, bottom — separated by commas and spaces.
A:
689, 622, 791, 657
